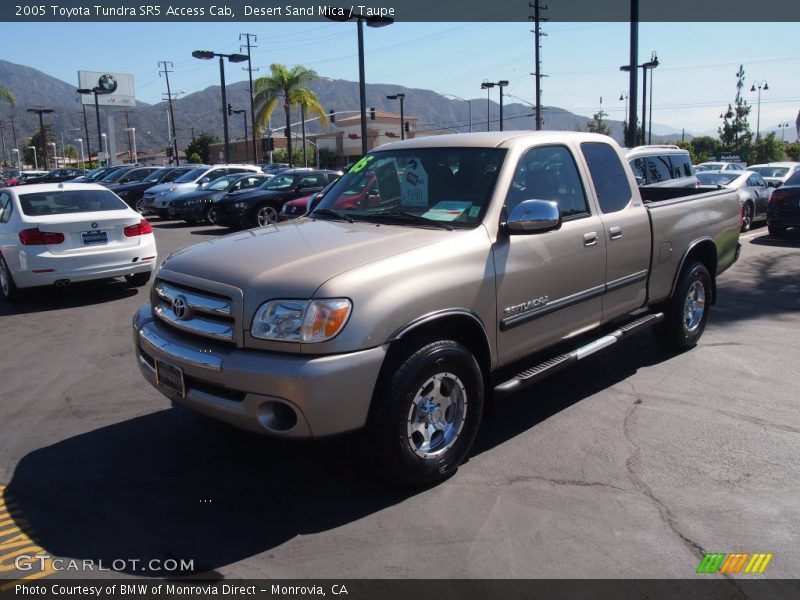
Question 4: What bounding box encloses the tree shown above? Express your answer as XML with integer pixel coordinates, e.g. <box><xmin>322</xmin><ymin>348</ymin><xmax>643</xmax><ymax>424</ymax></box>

<box><xmin>184</xmin><ymin>132</ymin><xmax>220</xmax><ymax>164</ymax></box>
<box><xmin>688</xmin><ymin>136</ymin><xmax>720</xmax><ymax>164</ymax></box>
<box><xmin>253</xmin><ymin>64</ymin><xmax>328</xmax><ymax>167</ymax></box>
<box><xmin>785</xmin><ymin>142</ymin><xmax>800</xmax><ymax>162</ymax></box>
<box><xmin>585</xmin><ymin>110</ymin><xmax>610</xmax><ymax>136</ymax></box>
<box><xmin>750</xmin><ymin>132</ymin><xmax>786</xmax><ymax>164</ymax></box>
<box><xmin>63</xmin><ymin>144</ymin><xmax>77</xmax><ymax>160</ymax></box>
<box><xmin>0</xmin><ymin>86</ymin><xmax>15</xmax><ymax>107</ymax></box>
<box><xmin>718</xmin><ymin>65</ymin><xmax>752</xmax><ymax>152</ymax></box>
<box><xmin>24</xmin><ymin>125</ymin><xmax>54</xmax><ymax>168</ymax></box>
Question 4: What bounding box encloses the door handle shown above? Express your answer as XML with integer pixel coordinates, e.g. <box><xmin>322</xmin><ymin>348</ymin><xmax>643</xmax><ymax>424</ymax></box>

<box><xmin>609</xmin><ymin>226</ymin><xmax>623</xmax><ymax>240</ymax></box>
<box><xmin>583</xmin><ymin>232</ymin><xmax>599</xmax><ymax>247</ymax></box>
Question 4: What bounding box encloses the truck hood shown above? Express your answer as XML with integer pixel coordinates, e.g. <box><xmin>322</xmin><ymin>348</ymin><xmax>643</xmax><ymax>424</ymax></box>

<box><xmin>159</xmin><ymin>218</ymin><xmax>449</xmax><ymax>298</ymax></box>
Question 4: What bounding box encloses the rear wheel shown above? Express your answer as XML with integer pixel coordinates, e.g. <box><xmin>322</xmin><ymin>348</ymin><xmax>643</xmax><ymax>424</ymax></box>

<box><xmin>207</xmin><ymin>207</ymin><xmax>218</xmax><ymax>225</ymax></box>
<box><xmin>134</xmin><ymin>198</ymin><xmax>147</xmax><ymax>214</ymax></box>
<box><xmin>366</xmin><ymin>339</ymin><xmax>484</xmax><ymax>485</ymax></box>
<box><xmin>254</xmin><ymin>204</ymin><xmax>279</xmax><ymax>227</ymax></box>
<box><xmin>654</xmin><ymin>261</ymin><xmax>711</xmax><ymax>350</ymax></box>
<box><xmin>125</xmin><ymin>272</ymin><xmax>152</xmax><ymax>287</ymax></box>
<box><xmin>0</xmin><ymin>255</ymin><xmax>21</xmax><ymax>301</ymax></box>
<box><xmin>768</xmin><ymin>223</ymin><xmax>786</xmax><ymax>238</ymax></box>
<box><xmin>741</xmin><ymin>202</ymin><xmax>753</xmax><ymax>232</ymax></box>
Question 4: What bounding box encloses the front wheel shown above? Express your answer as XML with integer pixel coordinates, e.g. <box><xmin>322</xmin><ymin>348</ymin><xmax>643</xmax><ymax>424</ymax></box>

<box><xmin>134</xmin><ymin>198</ymin><xmax>147</xmax><ymax>214</ymax></box>
<box><xmin>254</xmin><ymin>204</ymin><xmax>279</xmax><ymax>227</ymax></box>
<box><xmin>741</xmin><ymin>202</ymin><xmax>753</xmax><ymax>232</ymax></box>
<box><xmin>367</xmin><ymin>339</ymin><xmax>484</xmax><ymax>485</ymax></box>
<box><xmin>653</xmin><ymin>261</ymin><xmax>712</xmax><ymax>350</ymax></box>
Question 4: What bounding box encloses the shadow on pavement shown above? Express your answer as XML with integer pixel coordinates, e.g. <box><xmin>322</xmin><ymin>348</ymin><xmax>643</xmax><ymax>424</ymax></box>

<box><xmin>0</xmin><ymin>279</ymin><xmax>142</xmax><ymax>316</ymax></box>
<box><xmin>4</xmin><ymin>333</ymin><xmax>670</xmax><ymax>578</ymax></box>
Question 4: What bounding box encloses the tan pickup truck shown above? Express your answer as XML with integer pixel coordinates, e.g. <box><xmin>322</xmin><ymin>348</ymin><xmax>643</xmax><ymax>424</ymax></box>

<box><xmin>132</xmin><ymin>132</ymin><xmax>741</xmax><ymax>484</ymax></box>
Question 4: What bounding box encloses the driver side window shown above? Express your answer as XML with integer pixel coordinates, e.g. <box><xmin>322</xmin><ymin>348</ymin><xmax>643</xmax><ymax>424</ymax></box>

<box><xmin>505</xmin><ymin>145</ymin><xmax>589</xmax><ymax>219</ymax></box>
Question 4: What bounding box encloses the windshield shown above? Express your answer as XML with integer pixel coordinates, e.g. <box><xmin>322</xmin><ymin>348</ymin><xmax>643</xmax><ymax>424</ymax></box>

<box><xmin>261</xmin><ymin>173</ymin><xmax>297</xmax><ymax>190</ymax></box>
<box><xmin>84</xmin><ymin>166</ymin><xmax>115</xmax><ymax>180</ymax></box>
<box><xmin>696</xmin><ymin>172</ymin><xmax>739</xmax><ymax>185</ymax></box>
<box><xmin>311</xmin><ymin>147</ymin><xmax>506</xmax><ymax>229</ymax></box>
<box><xmin>749</xmin><ymin>166</ymin><xmax>789</xmax><ymax>178</ymax></box>
<box><xmin>784</xmin><ymin>171</ymin><xmax>800</xmax><ymax>186</ymax></box>
<box><xmin>20</xmin><ymin>190</ymin><xmax>128</xmax><ymax>215</ymax></box>
<box><xmin>145</xmin><ymin>169</ymin><xmax>169</xmax><ymax>183</ymax></box>
<box><xmin>203</xmin><ymin>175</ymin><xmax>240</xmax><ymax>190</ymax></box>
<box><xmin>174</xmin><ymin>168</ymin><xmax>209</xmax><ymax>183</ymax></box>
<box><xmin>101</xmin><ymin>168</ymin><xmax>136</xmax><ymax>182</ymax></box>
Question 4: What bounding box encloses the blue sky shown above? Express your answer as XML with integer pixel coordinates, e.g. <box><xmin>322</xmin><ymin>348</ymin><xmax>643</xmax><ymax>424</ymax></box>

<box><xmin>3</xmin><ymin>21</ymin><xmax>798</xmax><ymax>140</ymax></box>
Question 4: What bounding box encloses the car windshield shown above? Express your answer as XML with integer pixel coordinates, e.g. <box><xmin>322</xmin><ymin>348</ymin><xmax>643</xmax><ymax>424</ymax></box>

<box><xmin>696</xmin><ymin>163</ymin><xmax>724</xmax><ymax>171</ymax></box>
<box><xmin>784</xmin><ymin>171</ymin><xmax>800</xmax><ymax>186</ymax></box>
<box><xmin>202</xmin><ymin>175</ymin><xmax>239</xmax><ymax>190</ymax></box>
<box><xmin>174</xmin><ymin>168</ymin><xmax>208</xmax><ymax>183</ymax></box>
<box><xmin>101</xmin><ymin>168</ymin><xmax>136</xmax><ymax>182</ymax></box>
<box><xmin>749</xmin><ymin>166</ymin><xmax>789</xmax><ymax>178</ymax></box>
<box><xmin>311</xmin><ymin>147</ymin><xmax>506</xmax><ymax>230</ymax></box>
<box><xmin>261</xmin><ymin>173</ymin><xmax>298</xmax><ymax>190</ymax></box>
<box><xmin>696</xmin><ymin>172</ymin><xmax>739</xmax><ymax>186</ymax></box>
<box><xmin>19</xmin><ymin>190</ymin><xmax>128</xmax><ymax>215</ymax></box>
<box><xmin>83</xmin><ymin>167</ymin><xmax>114</xmax><ymax>180</ymax></box>
<box><xmin>145</xmin><ymin>169</ymin><xmax>169</xmax><ymax>183</ymax></box>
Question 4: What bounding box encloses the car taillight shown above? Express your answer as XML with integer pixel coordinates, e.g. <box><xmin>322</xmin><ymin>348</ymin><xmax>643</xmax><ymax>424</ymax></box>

<box><xmin>124</xmin><ymin>220</ymin><xmax>153</xmax><ymax>237</ymax></box>
<box><xmin>770</xmin><ymin>189</ymin><xmax>790</xmax><ymax>203</ymax></box>
<box><xmin>18</xmin><ymin>228</ymin><xmax>65</xmax><ymax>245</ymax></box>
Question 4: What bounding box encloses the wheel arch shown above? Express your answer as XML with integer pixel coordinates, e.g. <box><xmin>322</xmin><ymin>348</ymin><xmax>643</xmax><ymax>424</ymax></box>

<box><xmin>670</xmin><ymin>238</ymin><xmax>718</xmax><ymax>304</ymax></box>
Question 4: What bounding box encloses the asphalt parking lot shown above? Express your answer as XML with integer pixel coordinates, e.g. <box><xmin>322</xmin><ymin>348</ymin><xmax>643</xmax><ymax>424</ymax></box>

<box><xmin>0</xmin><ymin>219</ymin><xmax>799</xmax><ymax>582</ymax></box>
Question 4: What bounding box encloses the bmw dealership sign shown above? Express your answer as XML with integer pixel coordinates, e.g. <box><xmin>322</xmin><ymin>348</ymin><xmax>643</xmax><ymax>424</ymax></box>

<box><xmin>77</xmin><ymin>71</ymin><xmax>136</xmax><ymax>106</ymax></box>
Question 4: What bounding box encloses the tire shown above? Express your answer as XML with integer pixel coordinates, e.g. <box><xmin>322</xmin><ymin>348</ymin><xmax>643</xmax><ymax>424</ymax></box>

<box><xmin>768</xmin><ymin>223</ymin><xmax>786</xmax><ymax>238</ymax></box>
<box><xmin>207</xmin><ymin>207</ymin><xmax>218</xmax><ymax>225</ymax></box>
<box><xmin>125</xmin><ymin>271</ymin><xmax>152</xmax><ymax>287</ymax></box>
<box><xmin>0</xmin><ymin>255</ymin><xmax>21</xmax><ymax>302</ymax></box>
<box><xmin>654</xmin><ymin>261</ymin><xmax>712</xmax><ymax>351</ymax></box>
<box><xmin>134</xmin><ymin>198</ymin><xmax>147</xmax><ymax>214</ymax></box>
<box><xmin>367</xmin><ymin>339</ymin><xmax>484</xmax><ymax>485</ymax></box>
<box><xmin>741</xmin><ymin>202</ymin><xmax>753</xmax><ymax>232</ymax></box>
<box><xmin>254</xmin><ymin>204</ymin><xmax>279</xmax><ymax>227</ymax></box>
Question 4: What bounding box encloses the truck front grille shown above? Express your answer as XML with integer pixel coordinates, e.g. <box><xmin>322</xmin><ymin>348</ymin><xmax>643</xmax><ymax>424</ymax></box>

<box><xmin>153</xmin><ymin>280</ymin><xmax>236</xmax><ymax>344</ymax></box>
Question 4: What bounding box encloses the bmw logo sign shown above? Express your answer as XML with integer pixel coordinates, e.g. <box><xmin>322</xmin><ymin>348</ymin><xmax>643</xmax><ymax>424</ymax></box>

<box><xmin>98</xmin><ymin>74</ymin><xmax>118</xmax><ymax>93</ymax></box>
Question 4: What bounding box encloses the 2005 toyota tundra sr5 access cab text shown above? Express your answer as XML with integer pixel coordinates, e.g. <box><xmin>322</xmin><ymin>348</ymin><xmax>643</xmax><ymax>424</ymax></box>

<box><xmin>133</xmin><ymin>132</ymin><xmax>741</xmax><ymax>484</ymax></box>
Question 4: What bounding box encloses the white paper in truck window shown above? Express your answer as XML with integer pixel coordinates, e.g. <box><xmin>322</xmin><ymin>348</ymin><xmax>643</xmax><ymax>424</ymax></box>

<box><xmin>401</xmin><ymin>158</ymin><xmax>428</xmax><ymax>207</ymax></box>
<box><xmin>423</xmin><ymin>201</ymin><xmax>472</xmax><ymax>221</ymax></box>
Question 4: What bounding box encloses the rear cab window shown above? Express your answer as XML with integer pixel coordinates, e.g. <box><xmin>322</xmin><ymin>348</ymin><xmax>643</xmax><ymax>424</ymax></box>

<box><xmin>581</xmin><ymin>142</ymin><xmax>633</xmax><ymax>213</ymax></box>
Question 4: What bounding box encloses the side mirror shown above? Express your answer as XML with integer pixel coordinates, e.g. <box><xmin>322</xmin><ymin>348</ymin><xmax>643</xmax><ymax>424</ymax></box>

<box><xmin>199</xmin><ymin>177</ymin><xmax>210</xmax><ymax>185</ymax></box>
<box><xmin>634</xmin><ymin>175</ymin><xmax>644</xmax><ymax>186</ymax></box>
<box><xmin>503</xmin><ymin>199</ymin><xmax>561</xmax><ymax>234</ymax></box>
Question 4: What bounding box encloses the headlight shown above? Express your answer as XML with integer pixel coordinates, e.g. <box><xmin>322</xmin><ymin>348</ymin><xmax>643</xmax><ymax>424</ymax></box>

<box><xmin>251</xmin><ymin>299</ymin><xmax>352</xmax><ymax>343</ymax></box>
<box><xmin>234</xmin><ymin>201</ymin><xmax>247</xmax><ymax>209</ymax></box>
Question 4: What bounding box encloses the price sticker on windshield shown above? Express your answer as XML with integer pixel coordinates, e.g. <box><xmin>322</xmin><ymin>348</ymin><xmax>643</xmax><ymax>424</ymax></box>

<box><xmin>349</xmin><ymin>155</ymin><xmax>375</xmax><ymax>174</ymax></box>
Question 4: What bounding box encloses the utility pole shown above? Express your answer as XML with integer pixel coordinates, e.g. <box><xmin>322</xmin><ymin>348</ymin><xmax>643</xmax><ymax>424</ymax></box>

<box><xmin>529</xmin><ymin>1</ymin><xmax>548</xmax><ymax>130</ymax></box>
<box><xmin>159</xmin><ymin>60</ymin><xmax>180</xmax><ymax>165</ymax></box>
<box><xmin>626</xmin><ymin>0</ymin><xmax>639</xmax><ymax>148</ymax></box>
<box><xmin>9</xmin><ymin>117</ymin><xmax>18</xmax><ymax>150</ymax></box>
<box><xmin>240</xmin><ymin>32</ymin><xmax>259</xmax><ymax>164</ymax></box>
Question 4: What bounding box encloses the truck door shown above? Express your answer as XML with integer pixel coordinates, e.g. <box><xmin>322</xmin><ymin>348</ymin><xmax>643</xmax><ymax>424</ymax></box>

<box><xmin>580</xmin><ymin>141</ymin><xmax>650</xmax><ymax>321</ymax></box>
<box><xmin>493</xmin><ymin>144</ymin><xmax>606</xmax><ymax>365</ymax></box>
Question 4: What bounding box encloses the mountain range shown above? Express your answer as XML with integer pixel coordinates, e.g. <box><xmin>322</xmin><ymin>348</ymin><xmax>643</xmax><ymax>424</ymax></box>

<box><xmin>1</xmin><ymin>58</ymin><xmax>692</xmax><ymax>160</ymax></box>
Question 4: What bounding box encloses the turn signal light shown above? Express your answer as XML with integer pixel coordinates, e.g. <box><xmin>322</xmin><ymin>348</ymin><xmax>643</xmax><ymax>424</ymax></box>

<box><xmin>124</xmin><ymin>220</ymin><xmax>153</xmax><ymax>237</ymax></box>
<box><xmin>18</xmin><ymin>228</ymin><xmax>65</xmax><ymax>245</ymax></box>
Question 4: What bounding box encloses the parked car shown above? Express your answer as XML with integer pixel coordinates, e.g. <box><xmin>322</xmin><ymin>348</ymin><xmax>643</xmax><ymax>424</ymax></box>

<box><xmin>145</xmin><ymin>164</ymin><xmax>261</xmax><ymax>218</ymax></box>
<box><xmin>15</xmin><ymin>168</ymin><xmax>87</xmax><ymax>185</ymax></box>
<box><xmin>695</xmin><ymin>161</ymin><xmax>744</xmax><ymax>172</ymax></box>
<box><xmin>100</xmin><ymin>166</ymin><xmax>161</xmax><ymax>189</ymax></box>
<box><xmin>114</xmin><ymin>167</ymin><xmax>196</xmax><ymax>213</ymax></box>
<box><xmin>626</xmin><ymin>145</ymin><xmax>699</xmax><ymax>187</ymax></box>
<box><xmin>696</xmin><ymin>170</ymin><xmax>772</xmax><ymax>232</ymax></box>
<box><xmin>69</xmin><ymin>165</ymin><xmax>130</xmax><ymax>183</ymax></box>
<box><xmin>133</xmin><ymin>131</ymin><xmax>741</xmax><ymax>484</ymax></box>
<box><xmin>746</xmin><ymin>162</ymin><xmax>800</xmax><ymax>188</ymax></box>
<box><xmin>168</xmin><ymin>173</ymin><xmax>269</xmax><ymax>224</ymax></box>
<box><xmin>211</xmin><ymin>169</ymin><xmax>342</xmax><ymax>228</ymax></box>
<box><xmin>278</xmin><ymin>174</ymin><xmax>384</xmax><ymax>221</ymax></box>
<box><xmin>766</xmin><ymin>169</ymin><xmax>800</xmax><ymax>238</ymax></box>
<box><xmin>4</xmin><ymin>170</ymin><xmax>50</xmax><ymax>186</ymax></box>
<box><xmin>0</xmin><ymin>183</ymin><xmax>157</xmax><ymax>300</ymax></box>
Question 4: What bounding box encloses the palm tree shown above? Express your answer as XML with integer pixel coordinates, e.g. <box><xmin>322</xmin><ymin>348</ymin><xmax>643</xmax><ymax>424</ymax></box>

<box><xmin>253</xmin><ymin>64</ymin><xmax>328</xmax><ymax>166</ymax></box>
<box><xmin>0</xmin><ymin>86</ymin><xmax>15</xmax><ymax>107</ymax></box>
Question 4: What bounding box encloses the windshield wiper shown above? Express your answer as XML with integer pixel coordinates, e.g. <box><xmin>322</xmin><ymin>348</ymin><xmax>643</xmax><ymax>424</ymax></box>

<box><xmin>369</xmin><ymin>209</ymin><xmax>454</xmax><ymax>230</ymax></box>
<box><xmin>311</xmin><ymin>208</ymin><xmax>354</xmax><ymax>223</ymax></box>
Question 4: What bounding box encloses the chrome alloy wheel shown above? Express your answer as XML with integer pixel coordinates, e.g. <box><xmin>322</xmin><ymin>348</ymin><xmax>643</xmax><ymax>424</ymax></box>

<box><xmin>683</xmin><ymin>279</ymin><xmax>706</xmax><ymax>333</ymax></box>
<box><xmin>406</xmin><ymin>372</ymin><xmax>468</xmax><ymax>459</ymax></box>
<box><xmin>256</xmin><ymin>205</ymin><xmax>278</xmax><ymax>227</ymax></box>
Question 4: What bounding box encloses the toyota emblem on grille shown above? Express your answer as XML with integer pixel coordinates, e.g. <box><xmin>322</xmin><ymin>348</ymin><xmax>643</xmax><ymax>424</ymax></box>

<box><xmin>172</xmin><ymin>295</ymin><xmax>190</xmax><ymax>320</ymax></box>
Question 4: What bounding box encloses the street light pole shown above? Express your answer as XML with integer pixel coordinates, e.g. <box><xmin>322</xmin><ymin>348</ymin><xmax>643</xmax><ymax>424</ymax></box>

<box><xmin>192</xmin><ymin>50</ymin><xmax>249</xmax><ymax>164</ymax></box>
<box><xmin>75</xmin><ymin>138</ymin><xmax>85</xmax><ymax>165</ymax></box>
<box><xmin>386</xmin><ymin>93</ymin><xmax>405</xmax><ymax>140</ymax></box>
<box><xmin>28</xmin><ymin>146</ymin><xmax>37</xmax><ymax>169</ymax></box>
<box><xmin>101</xmin><ymin>133</ymin><xmax>109</xmax><ymax>165</ymax></box>
<box><xmin>497</xmin><ymin>80</ymin><xmax>508</xmax><ymax>131</ymax></box>
<box><xmin>481</xmin><ymin>82</ymin><xmax>495</xmax><ymax>131</ymax></box>
<box><xmin>442</xmin><ymin>93</ymin><xmax>473</xmax><ymax>132</ymax></box>
<box><xmin>125</xmin><ymin>127</ymin><xmax>137</xmax><ymax>163</ymax></box>
<box><xmin>12</xmin><ymin>148</ymin><xmax>20</xmax><ymax>169</ymax></box>
<box><xmin>49</xmin><ymin>142</ymin><xmax>57</xmax><ymax>168</ymax></box>
<box><xmin>750</xmin><ymin>80</ymin><xmax>769</xmax><ymax>141</ymax></box>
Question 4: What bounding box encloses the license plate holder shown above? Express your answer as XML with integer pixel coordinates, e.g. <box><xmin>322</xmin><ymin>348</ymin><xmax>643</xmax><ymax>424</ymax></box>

<box><xmin>155</xmin><ymin>358</ymin><xmax>185</xmax><ymax>398</ymax></box>
<box><xmin>81</xmin><ymin>230</ymin><xmax>108</xmax><ymax>246</ymax></box>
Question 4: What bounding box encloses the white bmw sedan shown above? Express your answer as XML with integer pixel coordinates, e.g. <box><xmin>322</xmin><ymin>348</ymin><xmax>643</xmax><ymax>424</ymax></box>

<box><xmin>0</xmin><ymin>182</ymin><xmax>157</xmax><ymax>301</ymax></box>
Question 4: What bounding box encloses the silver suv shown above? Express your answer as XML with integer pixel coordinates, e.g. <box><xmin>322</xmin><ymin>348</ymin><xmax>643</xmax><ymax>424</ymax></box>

<box><xmin>626</xmin><ymin>145</ymin><xmax>698</xmax><ymax>188</ymax></box>
<box><xmin>145</xmin><ymin>164</ymin><xmax>261</xmax><ymax>217</ymax></box>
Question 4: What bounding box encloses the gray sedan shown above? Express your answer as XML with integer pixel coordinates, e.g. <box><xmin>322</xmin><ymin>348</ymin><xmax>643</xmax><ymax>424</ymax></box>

<box><xmin>696</xmin><ymin>170</ymin><xmax>772</xmax><ymax>232</ymax></box>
